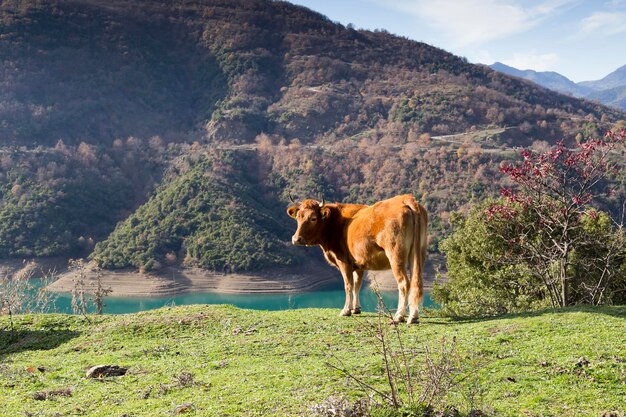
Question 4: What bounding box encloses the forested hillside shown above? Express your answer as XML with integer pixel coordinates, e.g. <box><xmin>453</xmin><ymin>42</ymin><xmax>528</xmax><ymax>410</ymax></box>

<box><xmin>0</xmin><ymin>140</ymin><xmax>166</xmax><ymax>258</ymax></box>
<box><xmin>2</xmin><ymin>0</ymin><xmax>622</xmax><ymax>146</ymax></box>
<box><xmin>92</xmin><ymin>150</ymin><xmax>298</xmax><ymax>272</ymax></box>
<box><xmin>1</xmin><ymin>0</ymin><xmax>624</xmax><ymax>273</ymax></box>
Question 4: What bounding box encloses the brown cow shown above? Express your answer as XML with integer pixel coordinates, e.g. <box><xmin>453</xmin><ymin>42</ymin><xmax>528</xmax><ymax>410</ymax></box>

<box><xmin>287</xmin><ymin>194</ymin><xmax>428</xmax><ymax>324</ymax></box>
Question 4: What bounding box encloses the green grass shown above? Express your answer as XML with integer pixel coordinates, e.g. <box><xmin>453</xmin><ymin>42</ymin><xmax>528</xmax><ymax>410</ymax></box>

<box><xmin>1</xmin><ymin>305</ymin><xmax>625</xmax><ymax>416</ymax></box>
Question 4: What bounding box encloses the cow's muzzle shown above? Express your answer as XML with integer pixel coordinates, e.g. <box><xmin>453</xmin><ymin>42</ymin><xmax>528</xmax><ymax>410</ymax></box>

<box><xmin>292</xmin><ymin>235</ymin><xmax>305</xmax><ymax>246</ymax></box>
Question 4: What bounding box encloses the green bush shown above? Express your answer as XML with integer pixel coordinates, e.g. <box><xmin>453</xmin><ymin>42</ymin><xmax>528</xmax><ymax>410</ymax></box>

<box><xmin>434</xmin><ymin>200</ymin><xmax>626</xmax><ymax>317</ymax></box>
<box><xmin>433</xmin><ymin>201</ymin><xmax>551</xmax><ymax>317</ymax></box>
<box><xmin>571</xmin><ymin>210</ymin><xmax>626</xmax><ymax>305</ymax></box>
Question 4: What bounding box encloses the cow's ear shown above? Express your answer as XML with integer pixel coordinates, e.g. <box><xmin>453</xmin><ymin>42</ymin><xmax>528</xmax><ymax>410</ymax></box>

<box><xmin>320</xmin><ymin>206</ymin><xmax>331</xmax><ymax>220</ymax></box>
<box><xmin>287</xmin><ymin>205</ymin><xmax>299</xmax><ymax>218</ymax></box>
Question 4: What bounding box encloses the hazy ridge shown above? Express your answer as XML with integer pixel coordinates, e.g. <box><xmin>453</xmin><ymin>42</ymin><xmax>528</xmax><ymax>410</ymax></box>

<box><xmin>490</xmin><ymin>62</ymin><xmax>626</xmax><ymax>110</ymax></box>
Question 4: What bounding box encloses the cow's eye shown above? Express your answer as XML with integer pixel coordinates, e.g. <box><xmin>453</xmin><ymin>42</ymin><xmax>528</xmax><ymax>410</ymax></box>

<box><xmin>310</xmin><ymin>217</ymin><xmax>317</xmax><ymax>222</ymax></box>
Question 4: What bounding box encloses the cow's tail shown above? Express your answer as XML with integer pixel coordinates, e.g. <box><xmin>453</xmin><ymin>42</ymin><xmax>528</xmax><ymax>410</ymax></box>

<box><xmin>406</xmin><ymin>197</ymin><xmax>428</xmax><ymax>306</ymax></box>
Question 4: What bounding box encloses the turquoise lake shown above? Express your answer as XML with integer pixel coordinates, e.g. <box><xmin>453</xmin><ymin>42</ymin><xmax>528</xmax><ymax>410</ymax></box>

<box><xmin>31</xmin><ymin>281</ymin><xmax>436</xmax><ymax>314</ymax></box>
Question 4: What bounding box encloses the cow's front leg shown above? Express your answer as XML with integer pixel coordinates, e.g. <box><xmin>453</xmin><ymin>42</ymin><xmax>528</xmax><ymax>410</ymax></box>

<box><xmin>351</xmin><ymin>270</ymin><xmax>364</xmax><ymax>314</ymax></box>
<box><xmin>337</xmin><ymin>262</ymin><xmax>354</xmax><ymax>317</ymax></box>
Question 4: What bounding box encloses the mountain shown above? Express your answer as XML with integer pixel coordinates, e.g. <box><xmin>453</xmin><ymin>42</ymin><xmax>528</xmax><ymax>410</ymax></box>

<box><xmin>579</xmin><ymin>64</ymin><xmax>626</xmax><ymax>91</ymax></box>
<box><xmin>489</xmin><ymin>62</ymin><xmax>592</xmax><ymax>97</ymax></box>
<box><xmin>0</xmin><ymin>0</ymin><xmax>624</xmax><ymax>275</ymax></box>
<box><xmin>0</xmin><ymin>1</ymin><xmax>227</xmax><ymax>146</ymax></box>
<box><xmin>585</xmin><ymin>84</ymin><xmax>626</xmax><ymax>110</ymax></box>
<box><xmin>490</xmin><ymin>62</ymin><xmax>626</xmax><ymax>110</ymax></box>
<box><xmin>1</xmin><ymin>0</ymin><xmax>622</xmax><ymax>148</ymax></box>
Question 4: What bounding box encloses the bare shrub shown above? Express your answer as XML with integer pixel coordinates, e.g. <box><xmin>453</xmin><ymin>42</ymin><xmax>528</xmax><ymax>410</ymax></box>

<box><xmin>68</xmin><ymin>259</ymin><xmax>112</xmax><ymax>316</ymax></box>
<box><xmin>416</xmin><ymin>337</ymin><xmax>466</xmax><ymax>410</ymax></box>
<box><xmin>324</xmin><ymin>290</ymin><xmax>486</xmax><ymax>416</ymax></box>
<box><xmin>91</xmin><ymin>265</ymin><xmax>111</xmax><ymax>315</ymax></box>
<box><xmin>1</xmin><ymin>261</ymin><xmax>60</xmax><ymax>327</ymax></box>
<box><xmin>33</xmin><ymin>269</ymin><xmax>60</xmax><ymax>314</ymax></box>
<box><xmin>175</xmin><ymin>372</ymin><xmax>195</xmax><ymax>388</ymax></box>
<box><xmin>69</xmin><ymin>259</ymin><xmax>88</xmax><ymax>317</ymax></box>
<box><xmin>308</xmin><ymin>395</ymin><xmax>369</xmax><ymax>417</ymax></box>
<box><xmin>32</xmin><ymin>388</ymin><xmax>72</xmax><ymax>401</ymax></box>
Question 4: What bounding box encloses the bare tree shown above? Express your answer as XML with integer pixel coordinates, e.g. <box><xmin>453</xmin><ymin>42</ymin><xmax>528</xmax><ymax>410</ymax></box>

<box><xmin>69</xmin><ymin>259</ymin><xmax>89</xmax><ymax>318</ymax></box>
<box><xmin>91</xmin><ymin>265</ymin><xmax>112</xmax><ymax>315</ymax></box>
<box><xmin>486</xmin><ymin>130</ymin><xmax>626</xmax><ymax>307</ymax></box>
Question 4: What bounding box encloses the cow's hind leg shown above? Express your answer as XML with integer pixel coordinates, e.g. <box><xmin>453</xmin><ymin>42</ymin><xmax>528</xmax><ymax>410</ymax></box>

<box><xmin>406</xmin><ymin>244</ymin><xmax>422</xmax><ymax>325</ymax></box>
<box><xmin>407</xmin><ymin>201</ymin><xmax>427</xmax><ymax>325</ymax></box>
<box><xmin>351</xmin><ymin>270</ymin><xmax>364</xmax><ymax>314</ymax></box>
<box><xmin>390</xmin><ymin>263</ymin><xmax>409</xmax><ymax>323</ymax></box>
<box><xmin>407</xmin><ymin>262</ymin><xmax>423</xmax><ymax>325</ymax></box>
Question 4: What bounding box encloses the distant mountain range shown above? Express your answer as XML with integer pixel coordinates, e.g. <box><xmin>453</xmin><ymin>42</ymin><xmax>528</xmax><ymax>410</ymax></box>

<box><xmin>579</xmin><ymin>65</ymin><xmax>626</xmax><ymax>91</ymax></box>
<box><xmin>490</xmin><ymin>62</ymin><xmax>626</xmax><ymax>110</ymax></box>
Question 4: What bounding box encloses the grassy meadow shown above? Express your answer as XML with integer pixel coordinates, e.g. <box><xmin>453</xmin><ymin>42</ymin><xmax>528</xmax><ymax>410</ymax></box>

<box><xmin>1</xmin><ymin>305</ymin><xmax>625</xmax><ymax>416</ymax></box>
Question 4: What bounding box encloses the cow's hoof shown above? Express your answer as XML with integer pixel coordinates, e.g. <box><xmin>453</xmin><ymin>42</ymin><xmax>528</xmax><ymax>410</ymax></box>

<box><xmin>392</xmin><ymin>315</ymin><xmax>406</xmax><ymax>324</ymax></box>
<box><xmin>351</xmin><ymin>307</ymin><xmax>362</xmax><ymax>315</ymax></box>
<box><xmin>339</xmin><ymin>309</ymin><xmax>352</xmax><ymax>317</ymax></box>
<box><xmin>407</xmin><ymin>315</ymin><xmax>420</xmax><ymax>325</ymax></box>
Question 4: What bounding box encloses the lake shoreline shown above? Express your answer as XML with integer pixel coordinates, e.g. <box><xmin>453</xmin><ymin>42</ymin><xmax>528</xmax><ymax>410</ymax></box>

<box><xmin>2</xmin><ymin>256</ymin><xmax>439</xmax><ymax>298</ymax></box>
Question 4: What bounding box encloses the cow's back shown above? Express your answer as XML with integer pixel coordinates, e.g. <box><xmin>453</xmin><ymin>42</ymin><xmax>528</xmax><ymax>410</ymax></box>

<box><xmin>346</xmin><ymin>194</ymin><xmax>416</xmax><ymax>270</ymax></box>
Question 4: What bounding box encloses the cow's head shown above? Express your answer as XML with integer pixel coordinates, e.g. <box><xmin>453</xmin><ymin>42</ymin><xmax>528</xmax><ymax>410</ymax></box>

<box><xmin>287</xmin><ymin>197</ymin><xmax>331</xmax><ymax>246</ymax></box>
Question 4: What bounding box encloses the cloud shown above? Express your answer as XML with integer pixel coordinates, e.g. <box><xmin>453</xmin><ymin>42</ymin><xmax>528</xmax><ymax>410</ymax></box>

<box><xmin>474</xmin><ymin>49</ymin><xmax>496</xmax><ymax>65</ymax></box>
<box><xmin>580</xmin><ymin>11</ymin><xmax>626</xmax><ymax>36</ymax></box>
<box><xmin>605</xmin><ymin>0</ymin><xmax>626</xmax><ymax>8</ymax></box>
<box><xmin>370</xmin><ymin>0</ymin><xmax>573</xmax><ymax>47</ymax></box>
<box><xmin>503</xmin><ymin>51</ymin><xmax>560</xmax><ymax>71</ymax></box>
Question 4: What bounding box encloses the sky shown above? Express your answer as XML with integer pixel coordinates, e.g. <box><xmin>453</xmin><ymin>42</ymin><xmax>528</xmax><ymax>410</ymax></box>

<box><xmin>289</xmin><ymin>0</ymin><xmax>626</xmax><ymax>82</ymax></box>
